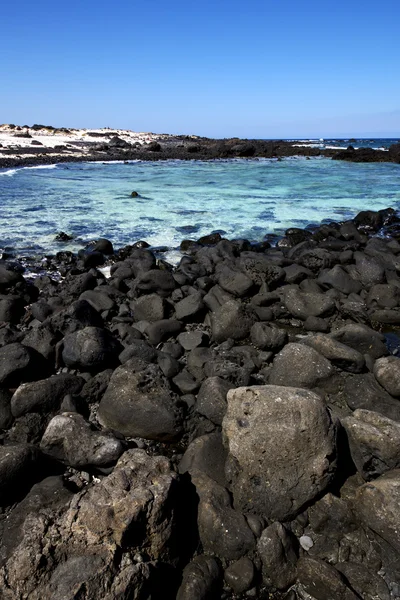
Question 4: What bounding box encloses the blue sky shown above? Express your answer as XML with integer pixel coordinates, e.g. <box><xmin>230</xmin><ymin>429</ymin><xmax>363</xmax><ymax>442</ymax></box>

<box><xmin>1</xmin><ymin>0</ymin><xmax>399</xmax><ymax>138</ymax></box>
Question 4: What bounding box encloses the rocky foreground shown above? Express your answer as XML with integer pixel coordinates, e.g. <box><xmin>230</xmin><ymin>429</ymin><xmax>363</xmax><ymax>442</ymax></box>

<box><xmin>1</xmin><ymin>124</ymin><xmax>400</xmax><ymax>167</ymax></box>
<box><xmin>2</xmin><ymin>209</ymin><xmax>400</xmax><ymax>599</ymax></box>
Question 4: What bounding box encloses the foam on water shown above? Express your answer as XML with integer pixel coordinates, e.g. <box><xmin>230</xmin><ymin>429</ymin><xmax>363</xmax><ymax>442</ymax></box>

<box><xmin>0</xmin><ymin>157</ymin><xmax>399</xmax><ymax>257</ymax></box>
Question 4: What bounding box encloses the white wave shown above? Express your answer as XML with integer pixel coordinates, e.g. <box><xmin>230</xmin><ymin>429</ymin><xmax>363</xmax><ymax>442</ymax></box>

<box><xmin>0</xmin><ymin>169</ymin><xmax>17</xmax><ymax>176</ymax></box>
<box><xmin>22</xmin><ymin>164</ymin><xmax>58</xmax><ymax>170</ymax></box>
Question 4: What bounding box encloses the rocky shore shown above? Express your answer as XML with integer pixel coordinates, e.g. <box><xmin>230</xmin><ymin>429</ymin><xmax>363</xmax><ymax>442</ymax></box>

<box><xmin>1</xmin><ymin>124</ymin><xmax>400</xmax><ymax>168</ymax></box>
<box><xmin>1</xmin><ymin>207</ymin><xmax>400</xmax><ymax>599</ymax></box>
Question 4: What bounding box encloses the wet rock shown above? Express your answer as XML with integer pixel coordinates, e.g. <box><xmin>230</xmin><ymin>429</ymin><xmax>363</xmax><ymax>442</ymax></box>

<box><xmin>258</xmin><ymin>522</ymin><xmax>298</xmax><ymax>590</ymax></box>
<box><xmin>223</xmin><ymin>385</ymin><xmax>337</xmax><ymax>520</ymax></box>
<box><xmin>297</xmin><ymin>557</ymin><xmax>359</xmax><ymax>600</ymax></box>
<box><xmin>191</xmin><ymin>470</ymin><xmax>255</xmax><ymax>560</ymax></box>
<box><xmin>97</xmin><ymin>360</ymin><xmax>183</xmax><ymax>441</ymax></box>
<box><xmin>250</xmin><ymin>322</ymin><xmax>288</xmax><ymax>351</ymax></box>
<box><xmin>0</xmin><ymin>343</ymin><xmax>50</xmax><ymax>387</ymax></box>
<box><xmin>196</xmin><ymin>376</ymin><xmax>234</xmax><ymax>425</ymax></box>
<box><xmin>92</xmin><ymin>238</ymin><xmax>114</xmax><ymax>255</ymax></box>
<box><xmin>62</xmin><ymin>326</ymin><xmax>121</xmax><ymax>371</ymax></box>
<box><xmin>269</xmin><ymin>343</ymin><xmax>334</xmax><ymax>388</ymax></box>
<box><xmin>284</xmin><ymin>288</ymin><xmax>336</xmax><ymax>320</ymax></box>
<box><xmin>176</xmin><ymin>555</ymin><xmax>221</xmax><ymax>600</ymax></box>
<box><xmin>342</xmin><ymin>409</ymin><xmax>400</xmax><ymax>480</ymax></box>
<box><xmin>373</xmin><ymin>355</ymin><xmax>400</xmax><ymax>397</ymax></box>
<box><xmin>180</xmin><ymin>429</ymin><xmax>226</xmax><ymax>480</ymax></box>
<box><xmin>11</xmin><ymin>374</ymin><xmax>83</xmax><ymax>418</ymax></box>
<box><xmin>224</xmin><ymin>557</ymin><xmax>255</xmax><ymax>594</ymax></box>
<box><xmin>40</xmin><ymin>412</ymin><xmax>124</xmax><ymax>468</ymax></box>
<box><xmin>302</xmin><ymin>333</ymin><xmax>365</xmax><ymax>373</ymax></box>
<box><xmin>211</xmin><ymin>299</ymin><xmax>257</xmax><ymax>343</ymax></box>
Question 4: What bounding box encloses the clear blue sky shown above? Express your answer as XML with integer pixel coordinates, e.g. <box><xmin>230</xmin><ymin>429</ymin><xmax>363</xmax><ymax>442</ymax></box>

<box><xmin>1</xmin><ymin>0</ymin><xmax>399</xmax><ymax>138</ymax></box>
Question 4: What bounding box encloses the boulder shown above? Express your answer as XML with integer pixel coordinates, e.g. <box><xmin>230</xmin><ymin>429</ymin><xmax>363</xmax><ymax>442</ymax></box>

<box><xmin>284</xmin><ymin>288</ymin><xmax>336</xmax><ymax>320</ymax></box>
<box><xmin>62</xmin><ymin>326</ymin><xmax>121</xmax><ymax>371</ymax></box>
<box><xmin>40</xmin><ymin>412</ymin><xmax>124</xmax><ymax>468</ymax></box>
<box><xmin>343</xmin><ymin>373</ymin><xmax>400</xmax><ymax>422</ymax></box>
<box><xmin>145</xmin><ymin>319</ymin><xmax>182</xmax><ymax>345</ymax></box>
<box><xmin>97</xmin><ymin>360</ymin><xmax>183</xmax><ymax>441</ymax></box>
<box><xmin>250</xmin><ymin>322</ymin><xmax>288</xmax><ymax>352</ymax></box>
<box><xmin>0</xmin><ymin>343</ymin><xmax>50</xmax><ymax>387</ymax></box>
<box><xmin>135</xmin><ymin>269</ymin><xmax>176</xmax><ymax>296</ymax></box>
<box><xmin>191</xmin><ymin>470</ymin><xmax>255</xmax><ymax>560</ymax></box>
<box><xmin>176</xmin><ymin>555</ymin><xmax>221</xmax><ymax>600</ymax></box>
<box><xmin>269</xmin><ymin>343</ymin><xmax>334</xmax><ymax>388</ymax></box>
<box><xmin>301</xmin><ymin>334</ymin><xmax>365</xmax><ymax>373</ymax></box>
<box><xmin>257</xmin><ymin>522</ymin><xmax>298</xmax><ymax>590</ymax></box>
<box><xmin>297</xmin><ymin>557</ymin><xmax>359</xmax><ymax>600</ymax></box>
<box><xmin>179</xmin><ymin>432</ymin><xmax>228</xmax><ymax>486</ymax></box>
<box><xmin>215</xmin><ymin>265</ymin><xmax>253</xmax><ymax>297</ymax></box>
<box><xmin>11</xmin><ymin>374</ymin><xmax>83</xmax><ymax>418</ymax></box>
<box><xmin>223</xmin><ymin>385</ymin><xmax>337</xmax><ymax>520</ymax></box>
<box><xmin>0</xmin><ymin>444</ymin><xmax>40</xmax><ymax>506</ymax></box>
<box><xmin>174</xmin><ymin>292</ymin><xmax>204</xmax><ymax>320</ymax></box>
<box><xmin>195</xmin><ymin>376</ymin><xmax>234</xmax><ymax>425</ymax></box>
<box><xmin>318</xmin><ymin>265</ymin><xmax>362</xmax><ymax>295</ymax></box>
<box><xmin>373</xmin><ymin>355</ymin><xmax>400</xmax><ymax>397</ymax></box>
<box><xmin>224</xmin><ymin>557</ymin><xmax>255</xmax><ymax>594</ymax></box>
<box><xmin>355</xmin><ymin>470</ymin><xmax>400</xmax><ymax>556</ymax></box>
<box><xmin>130</xmin><ymin>293</ymin><xmax>165</xmax><ymax>322</ymax></box>
<box><xmin>211</xmin><ymin>299</ymin><xmax>256</xmax><ymax>343</ymax></box>
<box><xmin>342</xmin><ymin>409</ymin><xmax>400</xmax><ymax>480</ymax></box>
<box><xmin>330</xmin><ymin>323</ymin><xmax>388</xmax><ymax>359</ymax></box>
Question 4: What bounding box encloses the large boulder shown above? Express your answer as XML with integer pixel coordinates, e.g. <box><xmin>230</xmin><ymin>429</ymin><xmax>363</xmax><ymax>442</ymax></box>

<box><xmin>223</xmin><ymin>385</ymin><xmax>337</xmax><ymax>521</ymax></box>
<box><xmin>97</xmin><ymin>360</ymin><xmax>183</xmax><ymax>441</ymax></box>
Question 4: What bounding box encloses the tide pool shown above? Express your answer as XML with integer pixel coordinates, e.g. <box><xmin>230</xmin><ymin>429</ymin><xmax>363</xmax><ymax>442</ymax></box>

<box><xmin>0</xmin><ymin>157</ymin><xmax>399</xmax><ymax>257</ymax></box>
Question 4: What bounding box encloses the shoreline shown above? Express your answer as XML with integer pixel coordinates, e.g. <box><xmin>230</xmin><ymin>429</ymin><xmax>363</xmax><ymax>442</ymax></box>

<box><xmin>1</xmin><ymin>124</ymin><xmax>399</xmax><ymax>169</ymax></box>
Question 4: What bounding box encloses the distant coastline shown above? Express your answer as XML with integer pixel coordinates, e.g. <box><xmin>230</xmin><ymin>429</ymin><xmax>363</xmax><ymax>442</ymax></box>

<box><xmin>1</xmin><ymin>124</ymin><xmax>399</xmax><ymax>169</ymax></box>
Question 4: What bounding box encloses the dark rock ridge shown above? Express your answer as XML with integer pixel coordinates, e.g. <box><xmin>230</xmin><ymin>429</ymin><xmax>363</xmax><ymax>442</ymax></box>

<box><xmin>1</xmin><ymin>208</ymin><xmax>400</xmax><ymax>598</ymax></box>
<box><xmin>1</xmin><ymin>132</ymin><xmax>400</xmax><ymax>169</ymax></box>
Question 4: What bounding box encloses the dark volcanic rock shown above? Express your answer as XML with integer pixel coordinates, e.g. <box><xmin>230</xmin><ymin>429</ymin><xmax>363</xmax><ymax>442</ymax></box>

<box><xmin>11</xmin><ymin>374</ymin><xmax>83</xmax><ymax>417</ymax></box>
<box><xmin>97</xmin><ymin>360</ymin><xmax>183</xmax><ymax>441</ymax></box>
<box><xmin>176</xmin><ymin>555</ymin><xmax>221</xmax><ymax>600</ymax></box>
<box><xmin>0</xmin><ymin>343</ymin><xmax>50</xmax><ymax>387</ymax></box>
<box><xmin>211</xmin><ymin>299</ymin><xmax>257</xmax><ymax>343</ymax></box>
<box><xmin>0</xmin><ymin>444</ymin><xmax>41</xmax><ymax>506</ymax></box>
<box><xmin>269</xmin><ymin>343</ymin><xmax>334</xmax><ymax>388</ymax></box>
<box><xmin>61</xmin><ymin>326</ymin><xmax>121</xmax><ymax>371</ymax></box>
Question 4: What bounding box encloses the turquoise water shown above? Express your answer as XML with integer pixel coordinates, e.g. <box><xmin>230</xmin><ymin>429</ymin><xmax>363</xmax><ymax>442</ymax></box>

<box><xmin>0</xmin><ymin>157</ymin><xmax>400</xmax><ymax>257</ymax></box>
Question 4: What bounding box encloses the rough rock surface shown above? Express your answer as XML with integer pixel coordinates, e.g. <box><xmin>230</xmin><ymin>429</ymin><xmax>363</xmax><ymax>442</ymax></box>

<box><xmin>223</xmin><ymin>385</ymin><xmax>337</xmax><ymax>520</ymax></box>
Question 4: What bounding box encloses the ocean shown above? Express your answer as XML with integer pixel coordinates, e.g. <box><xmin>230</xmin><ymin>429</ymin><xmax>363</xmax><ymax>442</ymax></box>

<box><xmin>0</xmin><ymin>140</ymin><xmax>399</xmax><ymax>262</ymax></box>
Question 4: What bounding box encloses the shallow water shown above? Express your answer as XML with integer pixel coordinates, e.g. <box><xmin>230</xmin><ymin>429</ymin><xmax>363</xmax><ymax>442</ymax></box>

<box><xmin>0</xmin><ymin>158</ymin><xmax>400</xmax><ymax>257</ymax></box>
